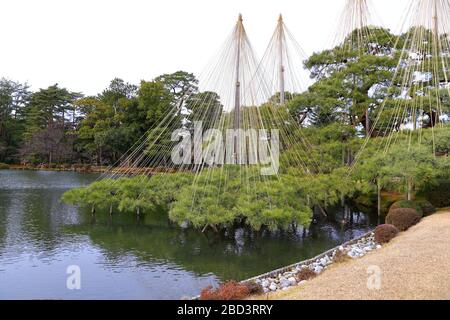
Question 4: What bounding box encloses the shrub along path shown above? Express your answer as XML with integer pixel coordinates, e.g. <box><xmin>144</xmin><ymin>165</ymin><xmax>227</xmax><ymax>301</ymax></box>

<box><xmin>253</xmin><ymin>210</ymin><xmax>450</xmax><ymax>300</ymax></box>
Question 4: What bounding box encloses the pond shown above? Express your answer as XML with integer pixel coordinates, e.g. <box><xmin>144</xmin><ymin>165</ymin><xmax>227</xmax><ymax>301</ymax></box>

<box><xmin>0</xmin><ymin>170</ymin><xmax>379</xmax><ymax>300</ymax></box>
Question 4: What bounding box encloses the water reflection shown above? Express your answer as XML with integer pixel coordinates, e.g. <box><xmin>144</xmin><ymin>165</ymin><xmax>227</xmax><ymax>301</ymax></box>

<box><xmin>0</xmin><ymin>170</ymin><xmax>378</xmax><ymax>299</ymax></box>
<box><xmin>65</xmin><ymin>204</ymin><xmax>378</xmax><ymax>282</ymax></box>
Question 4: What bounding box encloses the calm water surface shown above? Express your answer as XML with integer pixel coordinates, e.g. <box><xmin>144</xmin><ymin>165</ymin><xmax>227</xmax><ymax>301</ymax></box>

<box><xmin>0</xmin><ymin>170</ymin><xmax>378</xmax><ymax>299</ymax></box>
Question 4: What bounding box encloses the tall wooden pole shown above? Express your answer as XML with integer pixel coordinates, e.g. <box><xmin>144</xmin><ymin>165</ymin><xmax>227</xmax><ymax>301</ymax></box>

<box><xmin>432</xmin><ymin>0</ymin><xmax>441</xmax><ymax>129</ymax></box>
<box><xmin>278</xmin><ymin>14</ymin><xmax>285</xmax><ymax>106</ymax></box>
<box><xmin>433</xmin><ymin>0</ymin><xmax>439</xmax><ymax>39</ymax></box>
<box><xmin>432</xmin><ymin>0</ymin><xmax>439</xmax><ymax>66</ymax></box>
<box><xmin>356</xmin><ymin>1</ymin><xmax>371</xmax><ymax>136</ymax></box>
<box><xmin>233</xmin><ymin>14</ymin><xmax>243</xmax><ymax>162</ymax></box>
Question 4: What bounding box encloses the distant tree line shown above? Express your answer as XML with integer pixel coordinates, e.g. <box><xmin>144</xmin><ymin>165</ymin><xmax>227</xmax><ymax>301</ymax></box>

<box><xmin>1</xmin><ymin>28</ymin><xmax>449</xmax><ymax>167</ymax></box>
<box><xmin>0</xmin><ymin>71</ymin><xmax>204</xmax><ymax>166</ymax></box>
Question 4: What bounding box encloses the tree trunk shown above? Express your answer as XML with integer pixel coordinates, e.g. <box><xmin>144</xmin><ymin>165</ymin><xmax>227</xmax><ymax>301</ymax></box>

<box><xmin>98</xmin><ymin>148</ymin><xmax>102</xmax><ymax>166</ymax></box>
<box><xmin>365</xmin><ymin>109</ymin><xmax>370</xmax><ymax>137</ymax></box>
<box><xmin>349</xmin><ymin>205</ymin><xmax>354</xmax><ymax>224</ymax></box>
<box><xmin>407</xmin><ymin>178</ymin><xmax>414</xmax><ymax>201</ymax></box>
<box><xmin>347</xmin><ymin>149</ymin><xmax>353</xmax><ymax>167</ymax></box>
<box><xmin>317</xmin><ymin>204</ymin><xmax>328</xmax><ymax>217</ymax></box>
<box><xmin>297</xmin><ymin>111</ymin><xmax>309</xmax><ymax>126</ymax></box>
<box><xmin>201</xmin><ymin>224</ymin><xmax>219</xmax><ymax>233</ymax></box>
<box><xmin>342</xmin><ymin>144</ymin><xmax>347</xmax><ymax>166</ymax></box>
<box><xmin>423</xmin><ymin>110</ymin><xmax>438</xmax><ymax>128</ymax></box>
<box><xmin>377</xmin><ymin>179</ymin><xmax>382</xmax><ymax>219</ymax></box>
<box><xmin>302</xmin><ymin>227</ymin><xmax>307</xmax><ymax>239</ymax></box>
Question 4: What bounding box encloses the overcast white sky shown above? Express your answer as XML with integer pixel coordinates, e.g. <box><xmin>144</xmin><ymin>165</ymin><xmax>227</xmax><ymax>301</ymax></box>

<box><xmin>0</xmin><ymin>0</ymin><xmax>410</xmax><ymax>95</ymax></box>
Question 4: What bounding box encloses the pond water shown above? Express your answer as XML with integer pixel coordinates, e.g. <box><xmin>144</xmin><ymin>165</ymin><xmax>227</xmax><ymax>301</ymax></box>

<box><xmin>0</xmin><ymin>170</ymin><xmax>379</xmax><ymax>300</ymax></box>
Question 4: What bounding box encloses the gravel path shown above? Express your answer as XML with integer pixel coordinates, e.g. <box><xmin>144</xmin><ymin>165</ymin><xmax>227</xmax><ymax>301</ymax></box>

<box><xmin>254</xmin><ymin>210</ymin><xmax>450</xmax><ymax>300</ymax></box>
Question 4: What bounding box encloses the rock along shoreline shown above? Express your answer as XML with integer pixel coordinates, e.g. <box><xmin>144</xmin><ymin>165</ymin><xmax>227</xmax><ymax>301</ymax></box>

<box><xmin>192</xmin><ymin>230</ymin><xmax>380</xmax><ymax>299</ymax></box>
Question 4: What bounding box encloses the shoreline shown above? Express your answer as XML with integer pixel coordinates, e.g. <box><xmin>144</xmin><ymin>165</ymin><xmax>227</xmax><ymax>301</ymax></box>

<box><xmin>192</xmin><ymin>230</ymin><xmax>376</xmax><ymax>300</ymax></box>
<box><xmin>2</xmin><ymin>164</ymin><xmax>106</xmax><ymax>173</ymax></box>
<box><xmin>241</xmin><ymin>230</ymin><xmax>375</xmax><ymax>286</ymax></box>
<box><xmin>1</xmin><ymin>165</ymin><xmax>179</xmax><ymax>175</ymax></box>
<box><xmin>242</xmin><ymin>231</ymin><xmax>379</xmax><ymax>295</ymax></box>
<box><xmin>250</xmin><ymin>209</ymin><xmax>450</xmax><ymax>300</ymax></box>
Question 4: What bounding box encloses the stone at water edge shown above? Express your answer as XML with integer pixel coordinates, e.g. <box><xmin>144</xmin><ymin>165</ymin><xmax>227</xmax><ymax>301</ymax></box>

<box><xmin>280</xmin><ymin>277</ymin><xmax>291</xmax><ymax>288</ymax></box>
<box><xmin>320</xmin><ymin>256</ymin><xmax>332</xmax><ymax>266</ymax></box>
<box><xmin>314</xmin><ymin>265</ymin><xmax>323</xmax><ymax>274</ymax></box>
<box><xmin>269</xmin><ymin>283</ymin><xmax>278</xmax><ymax>291</ymax></box>
<box><xmin>261</xmin><ymin>280</ymin><xmax>269</xmax><ymax>288</ymax></box>
<box><xmin>288</xmin><ymin>277</ymin><xmax>297</xmax><ymax>286</ymax></box>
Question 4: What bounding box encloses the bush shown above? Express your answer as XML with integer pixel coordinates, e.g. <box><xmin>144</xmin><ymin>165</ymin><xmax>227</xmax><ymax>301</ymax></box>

<box><xmin>374</xmin><ymin>224</ymin><xmax>399</xmax><ymax>244</ymax></box>
<box><xmin>418</xmin><ymin>180</ymin><xmax>450</xmax><ymax>208</ymax></box>
<box><xmin>200</xmin><ymin>281</ymin><xmax>250</xmax><ymax>300</ymax></box>
<box><xmin>169</xmin><ymin>167</ymin><xmax>312</xmax><ymax>232</ymax></box>
<box><xmin>385</xmin><ymin>208</ymin><xmax>421</xmax><ymax>231</ymax></box>
<box><xmin>244</xmin><ymin>281</ymin><xmax>264</xmax><ymax>295</ymax></box>
<box><xmin>332</xmin><ymin>250</ymin><xmax>351</xmax><ymax>264</ymax></box>
<box><xmin>295</xmin><ymin>268</ymin><xmax>317</xmax><ymax>282</ymax></box>
<box><xmin>0</xmin><ymin>163</ymin><xmax>10</xmax><ymax>170</ymax></box>
<box><xmin>415</xmin><ymin>200</ymin><xmax>436</xmax><ymax>217</ymax></box>
<box><xmin>389</xmin><ymin>200</ymin><xmax>423</xmax><ymax>217</ymax></box>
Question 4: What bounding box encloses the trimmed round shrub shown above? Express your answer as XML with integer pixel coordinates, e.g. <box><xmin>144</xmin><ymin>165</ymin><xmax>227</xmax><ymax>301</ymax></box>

<box><xmin>200</xmin><ymin>281</ymin><xmax>250</xmax><ymax>300</ymax></box>
<box><xmin>385</xmin><ymin>208</ymin><xmax>421</xmax><ymax>231</ymax></box>
<box><xmin>418</xmin><ymin>180</ymin><xmax>450</xmax><ymax>208</ymax></box>
<box><xmin>374</xmin><ymin>224</ymin><xmax>399</xmax><ymax>244</ymax></box>
<box><xmin>389</xmin><ymin>200</ymin><xmax>423</xmax><ymax>217</ymax></box>
<box><xmin>415</xmin><ymin>200</ymin><xmax>436</xmax><ymax>217</ymax></box>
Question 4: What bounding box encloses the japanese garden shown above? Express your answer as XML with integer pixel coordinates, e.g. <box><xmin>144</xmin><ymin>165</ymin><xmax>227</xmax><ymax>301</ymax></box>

<box><xmin>1</xmin><ymin>0</ymin><xmax>450</xmax><ymax>300</ymax></box>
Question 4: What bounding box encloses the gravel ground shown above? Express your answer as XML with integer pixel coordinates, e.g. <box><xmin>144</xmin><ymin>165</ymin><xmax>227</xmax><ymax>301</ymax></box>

<box><xmin>252</xmin><ymin>210</ymin><xmax>450</xmax><ymax>300</ymax></box>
